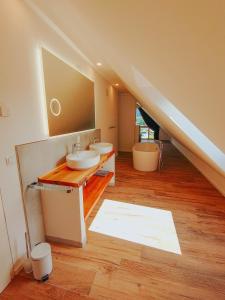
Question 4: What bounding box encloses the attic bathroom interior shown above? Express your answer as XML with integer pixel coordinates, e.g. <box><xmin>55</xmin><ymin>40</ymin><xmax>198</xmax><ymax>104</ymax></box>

<box><xmin>0</xmin><ymin>0</ymin><xmax>225</xmax><ymax>299</ymax></box>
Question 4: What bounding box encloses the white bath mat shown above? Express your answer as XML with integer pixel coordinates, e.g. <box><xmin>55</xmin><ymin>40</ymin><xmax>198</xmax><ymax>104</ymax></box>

<box><xmin>89</xmin><ymin>200</ymin><xmax>181</xmax><ymax>255</ymax></box>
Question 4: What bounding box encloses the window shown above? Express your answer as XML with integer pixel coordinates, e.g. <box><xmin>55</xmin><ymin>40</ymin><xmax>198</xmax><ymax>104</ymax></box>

<box><xmin>136</xmin><ymin>107</ymin><xmax>154</xmax><ymax>141</ymax></box>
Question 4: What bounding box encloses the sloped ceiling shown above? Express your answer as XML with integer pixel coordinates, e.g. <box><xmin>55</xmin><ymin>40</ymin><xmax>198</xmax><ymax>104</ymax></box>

<box><xmin>28</xmin><ymin>0</ymin><xmax>225</xmax><ymax>176</ymax></box>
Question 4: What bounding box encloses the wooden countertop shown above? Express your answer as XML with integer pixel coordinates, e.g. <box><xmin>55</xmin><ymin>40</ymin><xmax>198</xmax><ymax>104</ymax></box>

<box><xmin>38</xmin><ymin>150</ymin><xmax>114</xmax><ymax>188</ymax></box>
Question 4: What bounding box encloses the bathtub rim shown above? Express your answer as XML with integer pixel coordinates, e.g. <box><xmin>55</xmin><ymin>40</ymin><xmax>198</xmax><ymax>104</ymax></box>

<box><xmin>132</xmin><ymin>142</ymin><xmax>160</xmax><ymax>153</ymax></box>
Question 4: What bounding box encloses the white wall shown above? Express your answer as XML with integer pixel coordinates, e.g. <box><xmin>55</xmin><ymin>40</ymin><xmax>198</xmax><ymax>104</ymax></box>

<box><xmin>0</xmin><ymin>0</ymin><xmax>118</xmax><ymax>278</ymax></box>
<box><xmin>0</xmin><ymin>193</ymin><xmax>12</xmax><ymax>292</ymax></box>
<box><xmin>118</xmin><ymin>93</ymin><xmax>136</xmax><ymax>152</ymax></box>
<box><xmin>159</xmin><ymin>129</ymin><xmax>170</xmax><ymax>141</ymax></box>
<box><xmin>95</xmin><ymin>81</ymin><xmax>118</xmax><ymax>153</ymax></box>
<box><xmin>71</xmin><ymin>0</ymin><xmax>225</xmax><ymax>152</ymax></box>
<box><xmin>39</xmin><ymin>0</ymin><xmax>225</xmax><ymax>178</ymax></box>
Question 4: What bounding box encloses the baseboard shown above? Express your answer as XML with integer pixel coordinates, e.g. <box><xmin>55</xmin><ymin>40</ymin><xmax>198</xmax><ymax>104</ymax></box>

<box><xmin>172</xmin><ymin>139</ymin><xmax>225</xmax><ymax>197</ymax></box>
<box><xmin>46</xmin><ymin>235</ymin><xmax>85</xmax><ymax>247</ymax></box>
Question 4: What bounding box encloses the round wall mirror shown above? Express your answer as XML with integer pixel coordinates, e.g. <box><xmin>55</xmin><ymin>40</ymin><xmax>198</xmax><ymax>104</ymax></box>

<box><xmin>49</xmin><ymin>98</ymin><xmax>61</xmax><ymax>117</ymax></box>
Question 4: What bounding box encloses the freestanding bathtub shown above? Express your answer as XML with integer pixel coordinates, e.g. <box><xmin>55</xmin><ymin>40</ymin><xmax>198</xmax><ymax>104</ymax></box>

<box><xmin>132</xmin><ymin>142</ymin><xmax>160</xmax><ymax>171</ymax></box>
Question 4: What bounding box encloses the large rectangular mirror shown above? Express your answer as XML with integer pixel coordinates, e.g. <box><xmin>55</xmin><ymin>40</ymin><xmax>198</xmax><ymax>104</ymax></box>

<box><xmin>42</xmin><ymin>49</ymin><xmax>95</xmax><ymax>136</ymax></box>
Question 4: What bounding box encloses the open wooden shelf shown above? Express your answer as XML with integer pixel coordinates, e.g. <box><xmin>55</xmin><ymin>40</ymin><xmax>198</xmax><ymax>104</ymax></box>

<box><xmin>38</xmin><ymin>151</ymin><xmax>114</xmax><ymax>187</ymax></box>
<box><xmin>83</xmin><ymin>172</ymin><xmax>114</xmax><ymax>220</ymax></box>
<box><xmin>37</xmin><ymin>150</ymin><xmax>115</xmax><ymax>222</ymax></box>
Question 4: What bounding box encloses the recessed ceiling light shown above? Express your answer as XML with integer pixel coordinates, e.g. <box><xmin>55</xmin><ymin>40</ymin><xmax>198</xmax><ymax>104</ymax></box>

<box><xmin>114</xmin><ymin>83</ymin><xmax>119</xmax><ymax>86</ymax></box>
<box><xmin>96</xmin><ymin>62</ymin><xmax>102</xmax><ymax>66</ymax></box>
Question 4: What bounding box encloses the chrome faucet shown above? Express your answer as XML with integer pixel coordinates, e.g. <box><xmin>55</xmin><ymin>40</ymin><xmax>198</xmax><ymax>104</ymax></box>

<box><xmin>72</xmin><ymin>135</ymin><xmax>82</xmax><ymax>153</ymax></box>
<box><xmin>72</xmin><ymin>141</ymin><xmax>82</xmax><ymax>153</ymax></box>
<box><xmin>90</xmin><ymin>136</ymin><xmax>99</xmax><ymax>144</ymax></box>
<box><xmin>72</xmin><ymin>143</ymin><xmax>78</xmax><ymax>154</ymax></box>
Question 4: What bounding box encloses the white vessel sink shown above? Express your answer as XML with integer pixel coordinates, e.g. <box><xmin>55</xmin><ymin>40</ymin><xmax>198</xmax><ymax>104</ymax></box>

<box><xmin>89</xmin><ymin>142</ymin><xmax>113</xmax><ymax>154</ymax></box>
<box><xmin>66</xmin><ymin>150</ymin><xmax>100</xmax><ymax>170</ymax></box>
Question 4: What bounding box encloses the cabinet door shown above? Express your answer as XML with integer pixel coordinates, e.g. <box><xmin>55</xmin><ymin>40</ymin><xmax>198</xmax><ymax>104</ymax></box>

<box><xmin>0</xmin><ymin>191</ymin><xmax>12</xmax><ymax>293</ymax></box>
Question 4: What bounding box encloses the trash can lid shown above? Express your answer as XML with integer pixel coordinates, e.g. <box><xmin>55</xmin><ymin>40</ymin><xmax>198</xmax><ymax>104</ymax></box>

<box><xmin>31</xmin><ymin>243</ymin><xmax>51</xmax><ymax>261</ymax></box>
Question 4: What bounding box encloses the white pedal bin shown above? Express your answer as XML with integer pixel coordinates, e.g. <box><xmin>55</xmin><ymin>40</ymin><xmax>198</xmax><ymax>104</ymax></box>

<box><xmin>31</xmin><ymin>243</ymin><xmax>52</xmax><ymax>280</ymax></box>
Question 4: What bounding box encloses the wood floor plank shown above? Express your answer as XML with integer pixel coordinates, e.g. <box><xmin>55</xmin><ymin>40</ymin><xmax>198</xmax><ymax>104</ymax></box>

<box><xmin>51</xmin><ymin>242</ymin><xmax>121</xmax><ymax>274</ymax></box>
<box><xmin>0</xmin><ymin>276</ymin><xmax>94</xmax><ymax>300</ymax></box>
<box><xmin>47</xmin><ymin>259</ymin><xmax>96</xmax><ymax>295</ymax></box>
<box><xmin>113</xmin><ymin>259</ymin><xmax>225</xmax><ymax>300</ymax></box>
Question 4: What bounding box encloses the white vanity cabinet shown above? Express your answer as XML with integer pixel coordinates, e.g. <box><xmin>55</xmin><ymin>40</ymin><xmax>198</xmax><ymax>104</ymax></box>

<box><xmin>39</xmin><ymin>152</ymin><xmax>115</xmax><ymax>247</ymax></box>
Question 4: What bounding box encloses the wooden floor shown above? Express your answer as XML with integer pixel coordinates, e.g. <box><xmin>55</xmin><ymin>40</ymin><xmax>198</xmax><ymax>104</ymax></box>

<box><xmin>1</xmin><ymin>144</ymin><xmax>225</xmax><ymax>300</ymax></box>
